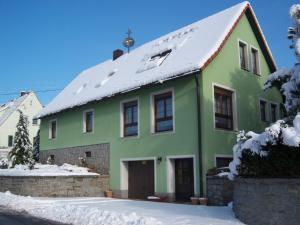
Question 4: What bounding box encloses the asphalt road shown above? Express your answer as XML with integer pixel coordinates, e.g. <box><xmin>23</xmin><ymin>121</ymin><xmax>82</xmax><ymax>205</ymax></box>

<box><xmin>0</xmin><ymin>207</ymin><xmax>68</xmax><ymax>225</ymax></box>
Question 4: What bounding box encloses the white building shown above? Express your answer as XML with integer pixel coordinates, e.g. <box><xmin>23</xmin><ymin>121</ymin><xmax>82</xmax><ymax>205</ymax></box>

<box><xmin>0</xmin><ymin>91</ymin><xmax>43</xmax><ymax>158</ymax></box>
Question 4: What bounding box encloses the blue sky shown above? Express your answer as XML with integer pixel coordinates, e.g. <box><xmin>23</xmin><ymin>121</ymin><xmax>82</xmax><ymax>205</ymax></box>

<box><xmin>0</xmin><ymin>0</ymin><xmax>298</xmax><ymax>105</ymax></box>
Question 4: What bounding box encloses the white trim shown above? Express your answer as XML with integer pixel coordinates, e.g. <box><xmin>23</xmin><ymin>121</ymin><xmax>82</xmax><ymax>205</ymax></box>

<box><xmin>150</xmin><ymin>88</ymin><xmax>175</xmax><ymax>135</ymax></box>
<box><xmin>120</xmin><ymin>157</ymin><xmax>157</xmax><ymax>192</ymax></box>
<box><xmin>249</xmin><ymin>45</ymin><xmax>261</xmax><ymax>75</ymax></box>
<box><xmin>237</xmin><ymin>39</ymin><xmax>249</xmax><ymax>71</ymax></box>
<box><xmin>214</xmin><ymin>154</ymin><xmax>233</xmax><ymax>167</ymax></box>
<box><xmin>258</xmin><ymin>98</ymin><xmax>269</xmax><ymax>122</ymax></box>
<box><xmin>212</xmin><ymin>83</ymin><xmax>238</xmax><ymax>132</ymax></box>
<box><xmin>119</xmin><ymin>97</ymin><xmax>139</xmax><ymax>138</ymax></box>
<box><xmin>48</xmin><ymin>118</ymin><xmax>57</xmax><ymax>140</ymax></box>
<box><xmin>166</xmin><ymin>155</ymin><xmax>197</xmax><ymax>196</ymax></box>
<box><xmin>82</xmin><ymin>109</ymin><xmax>94</xmax><ymax>134</ymax></box>
<box><xmin>269</xmin><ymin>101</ymin><xmax>280</xmax><ymax>122</ymax></box>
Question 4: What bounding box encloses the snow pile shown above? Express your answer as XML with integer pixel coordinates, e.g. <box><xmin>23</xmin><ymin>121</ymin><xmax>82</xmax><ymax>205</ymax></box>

<box><xmin>0</xmin><ymin>192</ymin><xmax>161</xmax><ymax>225</ymax></box>
<box><xmin>229</xmin><ymin>114</ymin><xmax>300</xmax><ymax>179</ymax></box>
<box><xmin>0</xmin><ymin>163</ymin><xmax>99</xmax><ymax>176</ymax></box>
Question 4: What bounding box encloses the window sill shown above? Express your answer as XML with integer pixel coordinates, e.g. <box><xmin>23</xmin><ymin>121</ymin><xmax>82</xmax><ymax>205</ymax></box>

<box><xmin>214</xmin><ymin>128</ymin><xmax>238</xmax><ymax>133</ymax></box>
<box><xmin>151</xmin><ymin>130</ymin><xmax>175</xmax><ymax>136</ymax></box>
<box><xmin>83</xmin><ymin>131</ymin><xmax>94</xmax><ymax>135</ymax></box>
<box><xmin>120</xmin><ymin>135</ymin><xmax>139</xmax><ymax>140</ymax></box>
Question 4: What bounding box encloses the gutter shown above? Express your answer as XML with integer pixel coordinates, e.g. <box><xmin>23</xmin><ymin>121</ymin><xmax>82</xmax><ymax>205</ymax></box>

<box><xmin>194</xmin><ymin>72</ymin><xmax>204</xmax><ymax>197</ymax></box>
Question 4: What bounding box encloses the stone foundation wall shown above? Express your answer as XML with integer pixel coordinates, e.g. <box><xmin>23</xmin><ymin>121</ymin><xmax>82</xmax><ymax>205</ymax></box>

<box><xmin>0</xmin><ymin>175</ymin><xmax>109</xmax><ymax>197</ymax></box>
<box><xmin>206</xmin><ymin>176</ymin><xmax>233</xmax><ymax>206</ymax></box>
<box><xmin>234</xmin><ymin>178</ymin><xmax>300</xmax><ymax>225</ymax></box>
<box><xmin>40</xmin><ymin>143</ymin><xmax>109</xmax><ymax>174</ymax></box>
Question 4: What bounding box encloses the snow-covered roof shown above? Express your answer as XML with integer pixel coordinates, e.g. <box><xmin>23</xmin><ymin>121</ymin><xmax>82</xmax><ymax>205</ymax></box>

<box><xmin>37</xmin><ymin>1</ymin><xmax>274</xmax><ymax>118</ymax></box>
<box><xmin>0</xmin><ymin>93</ymin><xmax>31</xmax><ymax>126</ymax></box>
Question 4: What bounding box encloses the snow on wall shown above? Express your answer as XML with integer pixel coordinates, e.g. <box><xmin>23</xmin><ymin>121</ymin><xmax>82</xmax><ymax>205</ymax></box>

<box><xmin>37</xmin><ymin>1</ymin><xmax>252</xmax><ymax>118</ymax></box>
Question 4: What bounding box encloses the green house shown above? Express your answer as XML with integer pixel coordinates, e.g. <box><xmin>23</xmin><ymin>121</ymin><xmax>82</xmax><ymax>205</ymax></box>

<box><xmin>37</xmin><ymin>1</ymin><xmax>281</xmax><ymax>200</ymax></box>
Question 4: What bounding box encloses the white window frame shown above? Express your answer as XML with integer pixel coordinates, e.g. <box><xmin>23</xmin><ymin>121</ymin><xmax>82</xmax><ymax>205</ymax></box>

<box><xmin>259</xmin><ymin>98</ymin><xmax>269</xmax><ymax>122</ymax></box>
<box><xmin>214</xmin><ymin>154</ymin><xmax>233</xmax><ymax>168</ymax></box>
<box><xmin>250</xmin><ymin>45</ymin><xmax>261</xmax><ymax>75</ymax></box>
<box><xmin>238</xmin><ymin>39</ymin><xmax>249</xmax><ymax>71</ymax></box>
<box><xmin>150</xmin><ymin>88</ymin><xmax>175</xmax><ymax>135</ymax></box>
<box><xmin>82</xmin><ymin>109</ymin><xmax>94</xmax><ymax>133</ymax></box>
<box><xmin>48</xmin><ymin>119</ymin><xmax>57</xmax><ymax>140</ymax></box>
<box><xmin>120</xmin><ymin>97</ymin><xmax>139</xmax><ymax>138</ymax></box>
<box><xmin>269</xmin><ymin>101</ymin><xmax>280</xmax><ymax>123</ymax></box>
<box><xmin>212</xmin><ymin>83</ymin><xmax>238</xmax><ymax>132</ymax></box>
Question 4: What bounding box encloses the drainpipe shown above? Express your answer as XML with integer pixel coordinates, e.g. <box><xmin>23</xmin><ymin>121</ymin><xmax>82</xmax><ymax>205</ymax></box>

<box><xmin>194</xmin><ymin>72</ymin><xmax>204</xmax><ymax>197</ymax></box>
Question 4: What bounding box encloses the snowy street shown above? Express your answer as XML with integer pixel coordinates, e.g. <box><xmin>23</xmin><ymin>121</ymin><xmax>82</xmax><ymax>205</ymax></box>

<box><xmin>0</xmin><ymin>192</ymin><xmax>244</xmax><ymax>225</ymax></box>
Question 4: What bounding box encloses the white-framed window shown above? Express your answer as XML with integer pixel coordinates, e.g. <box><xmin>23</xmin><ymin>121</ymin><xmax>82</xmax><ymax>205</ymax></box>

<box><xmin>8</xmin><ymin>135</ymin><xmax>13</xmax><ymax>147</ymax></box>
<box><xmin>270</xmin><ymin>102</ymin><xmax>279</xmax><ymax>123</ymax></box>
<box><xmin>259</xmin><ymin>99</ymin><xmax>268</xmax><ymax>122</ymax></box>
<box><xmin>250</xmin><ymin>46</ymin><xmax>261</xmax><ymax>75</ymax></box>
<box><xmin>32</xmin><ymin>118</ymin><xmax>38</xmax><ymax>125</ymax></box>
<box><xmin>83</xmin><ymin>110</ymin><xmax>94</xmax><ymax>133</ymax></box>
<box><xmin>214</xmin><ymin>85</ymin><xmax>236</xmax><ymax>131</ymax></box>
<box><xmin>49</xmin><ymin>119</ymin><xmax>57</xmax><ymax>139</ymax></box>
<box><xmin>238</xmin><ymin>40</ymin><xmax>249</xmax><ymax>71</ymax></box>
<box><xmin>151</xmin><ymin>89</ymin><xmax>175</xmax><ymax>134</ymax></box>
<box><xmin>120</xmin><ymin>98</ymin><xmax>139</xmax><ymax>137</ymax></box>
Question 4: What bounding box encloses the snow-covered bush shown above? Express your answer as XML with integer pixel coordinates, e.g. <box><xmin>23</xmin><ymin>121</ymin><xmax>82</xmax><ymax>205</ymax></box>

<box><xmin>8</xmin><ymin>110</ymin><xmax>34</xmax><ymax>168</ymax></box>
<box><xmin>0</xmin><ymin>158</ymin><xmax>8</xmax><ymax>169</ymax></box>
<box><xmin>229</xmin><ymin>114</ymin><xmax>300</xmax><ymax>179</ymax></box>
<box><xmin>265</xmin><ymin>5</ymin><xmax>300</xmax><ymax>119</ymax></box>
<box><xmin>32</xmin><ymin>129</ymin><xmax>40</xmax><ymax>162</ymax></box>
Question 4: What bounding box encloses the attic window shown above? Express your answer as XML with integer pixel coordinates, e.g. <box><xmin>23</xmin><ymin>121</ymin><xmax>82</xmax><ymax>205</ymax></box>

<box><xmin>150</xmin><ymin>49</ymin><xmax>172</xmax><ymax>61</ymax></box>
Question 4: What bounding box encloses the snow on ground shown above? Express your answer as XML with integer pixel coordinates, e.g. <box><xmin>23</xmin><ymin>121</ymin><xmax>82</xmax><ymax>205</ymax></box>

<box><xmin>0</xmin><ymin>163</ymin><xmax>99</xmax><ymax>176</ymax></box>
<box><xmin>0</xmin><ymin>192</ymin><xmax>244</xmax><ymax>225</ymax></box>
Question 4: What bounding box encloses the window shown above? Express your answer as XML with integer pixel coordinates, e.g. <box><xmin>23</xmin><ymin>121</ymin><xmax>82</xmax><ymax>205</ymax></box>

<box><xmin>251</xmin><ymin>47</ymin><xmax>260</xmax><ymax>75</ymax></box>
<box><xmin>85</xmin><ymin>151</ymin><xmax>91</xmax><ymax>158</ymax></box>
<box><xmin>214</xmin><ymin>87</ymin><xmax>234</xmax><ymax>130</ymax></box>
<box><xmin>239</xmin><ymin>41</ymin><xmax>248</xmax><ymax>70</ymax></box>
<box><xmin>83</xmin><ymin>110</ymin><xmax>94</xmax><ymax>133</ymax></box>
<box><xmin>8</xmin><ymin>135</ymin><xmax>13</xmax><ymax>147</ymax></box>
<box><xmin>49</xmin><ymin>119</ymin><xmax>57</xmax><ymax>139</ymax></box>
<box><xmin>123</xmin><ymin>100</ymin><xmax>138</xmax><ymax>137</ymax></box>
<box><xmin>216</xmin><ymin>157</ymin><xmax>233</xmax><ymax>168</ymax></box>
<box><xmin>154</xmin><ymin>91</ymin><xmax>173</xmax><ymax>133</ymax></box>
<box><xmin>260</xmin><ymin>100</ymin><xmax>268</xmax><ymax>122</ymax></box>
<box><xmin>270</xmin><ymin>103</ymin><xmax>278</xmax><ymax>123</ymax></box>
<box><xmin>32</xmin><ymin>118</ymin><xmax>38</xmax><ymax>125</ymax></box>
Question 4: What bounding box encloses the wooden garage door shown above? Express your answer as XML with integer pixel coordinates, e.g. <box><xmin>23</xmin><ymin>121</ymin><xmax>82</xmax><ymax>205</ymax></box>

<box><xmin>128</xmin><ymin>160</ymin><xmax>154</xmax><ymax>199</ymax></box>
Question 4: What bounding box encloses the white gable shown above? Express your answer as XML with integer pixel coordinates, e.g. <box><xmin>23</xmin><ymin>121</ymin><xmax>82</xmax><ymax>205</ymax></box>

<box><xmin>37</xmin><ymin>1</ymin><xmax>251</xmax><ymax>118</ymax></box>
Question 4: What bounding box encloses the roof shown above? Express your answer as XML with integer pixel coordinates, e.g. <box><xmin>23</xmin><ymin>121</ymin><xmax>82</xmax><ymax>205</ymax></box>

<box><xmin>0</xmin><ymin>92</ymin><xmax>31</xmax><ymax>126</ymax></box>
<box><xmin>37</xmin><ymin>1</ymin><xmax>276</xmax><ymax>118</ymax></box>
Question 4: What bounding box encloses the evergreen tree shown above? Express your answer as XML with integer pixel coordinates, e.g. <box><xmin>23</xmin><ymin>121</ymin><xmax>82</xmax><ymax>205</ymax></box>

<box><xmin>265</xmin><ymin>5</ymin><xmax>300</xmax><ymax>120</ymax></box>
<box><xmin>8</xmin><ymin>110</ymin><xmax>33</xmax><ymax>168</ymax></box>
<box><xmin>33</xmin><ymin>129</ymin><xmax>40</xmax><ymax>162</ymax></box>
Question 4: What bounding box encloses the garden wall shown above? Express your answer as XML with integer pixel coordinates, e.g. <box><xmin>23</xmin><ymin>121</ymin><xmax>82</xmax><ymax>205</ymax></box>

<box><xmin>206</xmin><ymin>176</ymin><xmax>233</xmax><ymax>206</ymax></box>
<box><xmin>0</xmin><ymin>175</ymin><xmax>109</xmax><ymax>197</ymax></box>
<box><xmin>234</xmin><ymin>178</ymin><xmax>300</xmax><ymax>225</ymax></box>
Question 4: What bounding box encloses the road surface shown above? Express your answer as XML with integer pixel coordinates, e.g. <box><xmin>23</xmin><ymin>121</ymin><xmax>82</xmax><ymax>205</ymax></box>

<box><xmin>0</xmin><ymin>207</ymin><xmax>68</xmax><ymax>225</ymax></box>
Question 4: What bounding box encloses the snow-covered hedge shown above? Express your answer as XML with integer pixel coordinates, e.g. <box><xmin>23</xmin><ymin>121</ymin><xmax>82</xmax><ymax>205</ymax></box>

<box><xmin>229</xmin><ymin>114</ymin><xmax>300</xmax><ymax>179</ymax></box>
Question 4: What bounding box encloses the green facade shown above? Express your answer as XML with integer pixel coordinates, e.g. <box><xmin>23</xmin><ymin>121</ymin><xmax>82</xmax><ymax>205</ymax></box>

<box><xmin>40</xmin><ymin>14</ymin><xmax>281</xmax><ymax>196</ymax></box>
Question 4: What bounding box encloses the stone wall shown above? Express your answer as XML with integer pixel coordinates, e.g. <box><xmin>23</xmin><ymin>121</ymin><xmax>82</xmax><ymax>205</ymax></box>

<box><xmin>206</xmin><ymin>176</ymin><xmax>233</xmax><ymax>206</ymax></box>
<box><xmin>40</xmin><ymin>143</ymin><xmax>109</xmax><ymax>175</ymax></box>
<box><xmin>234</xmin><ymin>178</ymin><xmax>300</xmax><ymax>225</ymax></box>
<box><xmin>0</xmin><ymin>175</ymin><xmax>109</xmax><ymax>197</ymax></box>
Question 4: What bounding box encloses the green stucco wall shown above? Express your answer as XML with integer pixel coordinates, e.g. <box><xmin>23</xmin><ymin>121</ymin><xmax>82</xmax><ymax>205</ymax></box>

<box><xmin>39</xmin><ymin>13</ymin><xmax>282</xmax><ymax>196</ymax></box>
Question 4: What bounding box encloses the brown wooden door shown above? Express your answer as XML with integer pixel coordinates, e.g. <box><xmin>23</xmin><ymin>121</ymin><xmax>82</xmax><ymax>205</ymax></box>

<box><xmin>128</xmin><ymin>160</ymin><xmax>154</xmax><ymax>199</ymax></box>
<box><xmin>175</xmin><ymin>158</ymin><xmax>194</xmax><ymax>201</ymax></box>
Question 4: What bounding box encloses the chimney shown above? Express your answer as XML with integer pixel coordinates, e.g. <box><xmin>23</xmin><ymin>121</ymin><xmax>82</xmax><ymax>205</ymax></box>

<box><xmin>20</xmin><ymin>91</ymin><xmax>28</xmax><ymax>97</ymax></box>
<box><xmin>113</xmin><ymin>49</ymin><xmax>123</xmax><ymax>61</ymax></box>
